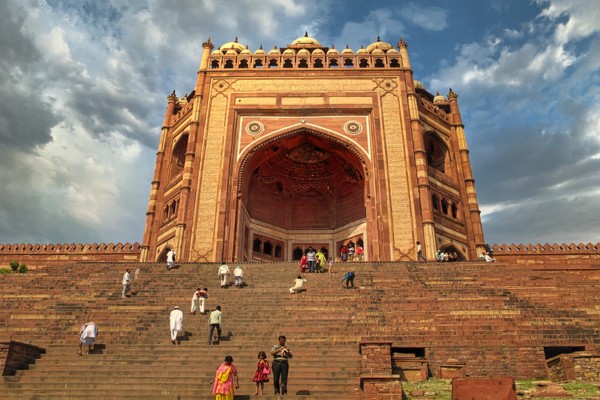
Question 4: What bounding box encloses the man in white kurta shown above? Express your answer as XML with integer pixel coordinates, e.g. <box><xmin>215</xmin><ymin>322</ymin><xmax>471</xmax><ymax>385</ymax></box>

<box><xmin>122</xmin><ymin>269</ymin><xmax>131</xmax><ymax>298</ymax></box>
<box><xmin>218</xmin><ymin>263</ymin><xmax>230</xmax><ymax>288</ymax></box>
<box><xmin>78</xmin><ymin>322</ymin><xmax>98</xmax><ymax>355</ymax></box>
<box><xmin>169</xmin><ymin>306</ymin><xmax>183</xmax><ymax>344</ymax></box>
<box><xmin>166</xmin><ymin>249</ymin><xmax>175</xmax><ymax>270</ymax></box>
<box><xmin>233</xmin><ymin>266</ymin><xmax>244</xmax><ymax>288</ymax></box>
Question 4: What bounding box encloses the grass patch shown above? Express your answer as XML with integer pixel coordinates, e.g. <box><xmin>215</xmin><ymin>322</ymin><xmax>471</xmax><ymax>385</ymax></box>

<box><xmin>563</xmin><ymin>381</ymin><xmax>600</xmax><ymax>398</ymax></box>
<box><xmin>402</xmin><ymin>379</ymin><xmax>451</xmax><ymax>400</ymax></box>
<box><xmin>0</xmin><ymin>268</ymin><xmax>11</xmax><ymax>274</ymax></box>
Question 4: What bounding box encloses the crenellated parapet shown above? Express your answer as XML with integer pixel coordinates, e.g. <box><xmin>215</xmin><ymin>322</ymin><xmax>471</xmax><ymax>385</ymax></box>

<box><xmin>0</xmin><ymin>242</ymin><xmax>141</xmax><ymax>268</ymax></box>
<box><xmin>0</xmin><ymin>242</ymin><xmax>140</xmax><ymax>254</ymax></box>
<box><xmin>492</xmin><ymin>242</ymin><xmax>599</xmax><ymax>254</ymax></box>
<box><xmin>491</xmin><ymin>242</ymin><xmax>600</xmax><ymax>267</ymax></box>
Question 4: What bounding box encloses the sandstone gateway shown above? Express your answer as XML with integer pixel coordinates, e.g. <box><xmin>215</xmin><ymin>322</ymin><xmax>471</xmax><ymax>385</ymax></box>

<box><xmin>140</xmin><ymin>34</ymin><xmax>485</xmax><ymax>264</ymax></box>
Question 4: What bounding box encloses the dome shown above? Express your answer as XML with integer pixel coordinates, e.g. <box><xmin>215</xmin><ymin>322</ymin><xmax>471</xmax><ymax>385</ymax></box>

<box><xmin>366</xmin><ymin>36</ymin><xmax>393</xmax><ymax>53</ymax></box>
<box><xmin>327</xmin><ymin>45</ymin><xmax>339</xmax><ymax>55</ymax></box>
<box><xmin>414</xmin><ymin>80</ymin><xmax>426</xmax><ymax>91</ymax></box>
<box><xmin>211</xmin><ymin>47</ymin><xmax>223</xmax><ymax>55</ymax></box>
<box><xmin>220</xmin><ymin>37</ymin><xmax>245</xmax><ymax>54</ymax></box>
<box><xmin>356</xmin><ymin>45</ymin><xmax>368</xmax><ymax>55</ymax></box>
<box><xmin>371</xmin><ymin>48</ymin><xmax>385</xmax><ymax>56</ymax></box>
<box><xmin>268</xmin><ymin>46</ymin><xmax>281</xmax><ymax>55</ymax></box>
<box><xmin>341</xmin><ymin>45</ymin><xmax>354</xmax><ymax>55</ymax></box>
<box><xmin>283</xmin><ymin>48</ymin><xmax>296</xmax><ymax>56</ymax></box>
<box><xmin>433</xmin><ymin>92</ymin><xmax>447</xmax><ymax>104</ymax></box>
<box><xmin>225</xmin><ymin>49</ymin><xmax>238</xmax><ymax>56</ymax></box>
<box><xmin>240</xmin><ymin>46</ymin><xmax>251</xmax><ymax>55</ymax></box>
<box><xmin>297</xmin><ymin>48</ymin><xmax>310</xmax><ymax>56</ymax></box>
<box><xmin>289</xmin><ymin>31</ymin><xmax>322</xmax><ymax>49</ymax></box>
<box><xmin>312</xmin><ymin>48</ymin><xmax>325</xmax><ymax>56</ymax></box>
<box><xmin>386</xmin><ymin>48</ymin><xmax>399</xmax><ymax>55</ymax></box>
<box><xmin>254</xmin><ymin>46</ymin><xmax>266</xmax><ymax>55</ymax></box>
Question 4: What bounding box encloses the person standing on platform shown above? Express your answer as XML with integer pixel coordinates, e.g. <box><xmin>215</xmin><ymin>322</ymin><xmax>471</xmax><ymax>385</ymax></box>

<box><xmin>233</xmin><ymin>266</ymin><xmax>244</xmax><ymax>288</ymax></box>
<box><xmin>271</xmin><ymin>335</ymin><xmax>293</xmax><ymax>396</ymax></box>
<box><xmin>212</xmin><ymin>355</ymin><xmax>239</xmax><ymax>400</ymax></box>
<box><xmin>416</xmin><ymin>241</ymin><xmax>427</xmax><ymax>262</ymax></box>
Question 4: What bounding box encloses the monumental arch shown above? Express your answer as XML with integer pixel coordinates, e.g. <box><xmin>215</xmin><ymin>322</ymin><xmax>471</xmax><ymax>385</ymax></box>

<box><xmin>140</xmin><ymin>34</ymin><xmax>486</xmax><ymax>263</ymax></box>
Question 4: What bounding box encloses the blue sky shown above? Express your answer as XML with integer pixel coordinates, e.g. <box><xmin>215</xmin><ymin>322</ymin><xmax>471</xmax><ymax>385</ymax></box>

<box><xmin>1</xmin><ymin>0</ymin><xmax>599</xmax><ymax>246</ymax></box>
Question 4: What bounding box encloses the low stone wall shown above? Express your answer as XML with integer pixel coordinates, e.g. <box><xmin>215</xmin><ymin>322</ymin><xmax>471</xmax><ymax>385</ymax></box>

<box><xmin>0</xmin><ymin>243</ymin><xmax>141</xmax><ymax>269</ymax></box>
<box><xmin>546</xmin><ymin>351</ymin><xmax>600</xmax><ymax>382</ymax></box>
<box><xmin>0</xmin><ymin>339</ymin><xmax>45</xmax><ymax>376</ymax></box>
<box><xmin>359</xmin><ymin>341</ymin><xmax>404</xmax><ymax>399</ymax></box>
<box><xmin>491</xmin><ymin>243</ymin><xmax>600</xmax><ymax>267</ymax></box>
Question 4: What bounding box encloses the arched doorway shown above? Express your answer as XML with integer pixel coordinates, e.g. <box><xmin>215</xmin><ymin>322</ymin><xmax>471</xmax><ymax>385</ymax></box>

<box><xmin>236</xmin><ymin>129</ymin><xmax>367</xmax><ymax>261</ymax></box>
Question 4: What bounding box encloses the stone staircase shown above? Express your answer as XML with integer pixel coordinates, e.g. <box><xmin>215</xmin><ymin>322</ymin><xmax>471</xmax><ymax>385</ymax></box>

<box><xmin>0</xmin><ymin>261</ymin><xmax>599</xmax><ymax>398</ymax></box>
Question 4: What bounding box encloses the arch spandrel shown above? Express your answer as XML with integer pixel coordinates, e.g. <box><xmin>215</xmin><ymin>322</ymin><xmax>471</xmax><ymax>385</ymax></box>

<box><xmin>236</xmin><ymin>118</ymin><xmax>372</xmax><ymax>164</ymax></box>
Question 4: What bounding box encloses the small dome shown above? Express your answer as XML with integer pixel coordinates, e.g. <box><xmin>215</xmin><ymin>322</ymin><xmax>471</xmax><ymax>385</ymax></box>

<box><xmin>290</xmin><ymin>31</ymin><xmax>322</xmax><ymax>49</ymax></box>
<box><xmin>414</xmin><ymin>80</ymin><xmax>426</xmax><ymax>91</ymax></box>
<box><xmin>225</xmin><ymin>49</ymin><xmax>238</xmax><ymax>56</ymax></box>
<box><xmin>254</xmin><ymin>46</ymin><xmax>266</xmax><ymax>55</ymax></box>
<box><xmin>327</xmin><ymin>45</ymin><xmax>339</xmax><ymax>55</ymax></box>
<box><xmin>341</xmin><ymin>45</ymin><xmax>354</xmax><ymax>55</ymax></box>
<box><xmin>211</xmin><ymin>48</ymin><xmax>223</xmax><ymax>55</ymax></box>
<box><xmin>268</xmin><ymin>46</ymin><xmax>281</xmax><ymax>55</ymax></box>
<box><xmin>240</xmin><ymin>46</ymin><xmax>251</xmax><ymax>55</ymax></box>
<box><xmin>297</xmin><ymin>48</ymin><xmax>310</xmax><ymax>56</ymax></box>
<box><xmin>366</xmin><ymin>36</ymin><xmax>393</xmax><ymax>53</ymax></box>
<box><xmin>220</xmin><ymin>37</ymin><xmax>246</xmax><ymax>54</ymax></box>
<box><xmin>386</xmin><ymin>48</ymin><xmax>399</xmax><ymax>55</ymax></box>
<box><xmin>283</xmin><ymin>48</ymin><xmax>296</xmax><ymax>55</ymax></box>
<box><xmin>433</xmin><ymin>92</ymin><xmax>447</xmax><ymax>104</ymax></box>
<box><xmin>312</xmin><ymin>48</ymin><xmax>325</xmax><ymax>56</ymax></box>
<box><xmin>371</xmin><ymin>48</ymin><xmax>385</xmax><ymax>56</ymax></box>
<box><xmin>356</xmin><ymin>45</ymin><xmax>368</xmax><ymax>55</ymax></box>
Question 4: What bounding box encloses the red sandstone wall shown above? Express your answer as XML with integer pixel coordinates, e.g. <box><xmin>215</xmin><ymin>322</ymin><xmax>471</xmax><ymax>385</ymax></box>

<box><xmin>491</xmin><ymin>243</ymin><xmax>600</xmax><ymax>268</ymax></box>
<box><xmin>0</xmin><ymin>243</ymin><xmax>141</xmax><ymax>269</ymax></box>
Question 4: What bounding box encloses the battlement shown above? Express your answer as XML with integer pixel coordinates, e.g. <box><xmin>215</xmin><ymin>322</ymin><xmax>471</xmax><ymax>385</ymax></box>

<box><xmin>491</xmin><ymin>242</ymin><xmax>600</xmax><ymax>267</ymax></box>
<box><xmin>0</xmin><ymin>242</ymin><xmax>141</xmax><ymax>268</ymax></box>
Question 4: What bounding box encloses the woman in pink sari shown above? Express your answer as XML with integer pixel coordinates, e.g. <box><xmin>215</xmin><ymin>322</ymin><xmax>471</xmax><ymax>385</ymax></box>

<box><xmin>212</xmin><ymin>355</ymin><xmax>239</xmax><ymax>400</ymax></box>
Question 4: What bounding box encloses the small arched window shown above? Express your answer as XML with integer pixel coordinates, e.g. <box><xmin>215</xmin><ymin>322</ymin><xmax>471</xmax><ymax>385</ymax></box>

<box><xmin>328</xmin><ymin>59</ymin><xmax>339</xmax><ymax>68</ymax></box>
<box><xmin>424</xmin><ymin>131</ymin><xmax>450</xmax><ymax>175</ymax></box>
<box><xmin>292</xmin><ymin>247</ymin><xmax>303</xmax><ymax>260</ymax></box>
<box><xmin>283</xmin><ymin>59</ymin><xmax>293</xmax><ymax>68</ymax></box>
<box><xmin>274</xmin><ymin>245</ymin><xmax>283</xmax><ymax>258</ymax></box>
<box><xmin>238</xmin><ymin>59</ymin><xmax>249</xmax><ymax>68</ymax></box>
<box><xmin>210</xmin><ymin>60</ymin><xmax>220</xmax><ymax>69</ymax></box>
<box><xmin>451</xmin><ymin>203</ymin><xmax>458</xmax><ymax>219</ymax></box>
<box><xmin>268</xmin><ymin>59</ymin><xmax>278</xmax><ymax>68</ymax></box>
<box><xmin>441</xmin><ymin>199</ymin><xmax>449</xmax><ymax>215</ymax></box>
<box><xmin>263</xmin><ymin>241</ymin><xmax>273</xmax><ymax>255</ymax></box>
<box><xmin>390</xmin><ymin>58</ymin><xmax>400</xmax><ymax>68</ymax></box>
<box><xmin>298</xmin><ymin>59</ymin><xmax>308</xmax><ymax>68</ymax></box>
<box><xmin>374</xmin><ymin>58</ymin><xmax>385</xmax><ymax>68</ymax></box>
<box><xmin>343</xmin><ymin>58</ymin><xmax>354</xmax><ymax>68</ymax></box>
<box><xmin>169</xmin><ymin>134</ymin><xmax>188</xmax><ymax>181</ymax></box>
<box><xmin>432</xmin><ymin>194</ymin><xmax>439</xmax><ymax>212</ymax></box>
<box><xmin>313</xmin><ymin>59</ymin><xmax>324</xmax><ymax>68</ymax></box>
<box><xmin>253</xmin><ymin>59</ymin><xmax>264</xmax><ymax>68</ymax></box>
<box><xmin>359</xmin><ymin>59</ymin><xmax>369</xmax><ymax>68</ymax></box>
<box><xmin>224</xmin><ymin>59</ymin><xmax>234</xmax><ymax>69</ymax></box>
<box><xmin>253</xmin><ymin>239</ymin><xmax>262</xmax><ymax>252</ymax></box>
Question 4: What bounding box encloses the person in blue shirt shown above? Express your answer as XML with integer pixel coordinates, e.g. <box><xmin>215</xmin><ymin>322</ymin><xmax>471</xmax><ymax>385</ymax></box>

<box><xmin>341</xmin><ymin>271</ymin><xmax>355</xmax><ymax>289</ymax></box>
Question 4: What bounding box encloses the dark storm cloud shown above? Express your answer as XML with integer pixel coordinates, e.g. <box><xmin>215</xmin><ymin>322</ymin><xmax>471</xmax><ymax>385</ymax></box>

<box><xmin>0</xmin><ymin>2</ymin><xmax>59</xmax><ymax>151</ymax></box>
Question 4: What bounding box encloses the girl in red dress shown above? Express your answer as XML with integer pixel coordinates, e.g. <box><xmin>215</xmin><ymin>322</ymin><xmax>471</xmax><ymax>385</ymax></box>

<box><xmin>252</xmin><ymin>351</ymin><xmax>270</xmax><ymax>395</ymax></box>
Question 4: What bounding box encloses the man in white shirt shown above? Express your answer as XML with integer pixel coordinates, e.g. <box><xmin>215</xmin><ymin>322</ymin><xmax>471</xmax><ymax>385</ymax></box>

<box><xmin>122</xmin><ymin>269</ymin><xmax>131</xmax><ymax>298</ymax></box>
<box><xmin>166</xmin><ymin>248</ymin><xmax>175</xmax><ymax>270</ymax></box>
<box><xmin>169</xmin><ymin>306</ymin><xmax>183</xmax><ymax>344</ymax></box>
<box><xmin>289</xmin><ymin>275</ymin><xmax>307</xmax><ymax>294</ymax></box>
<box><xmin>218</xmin><ymin>263</ymin><xmax>230</xmax><ymax>288</ymax></box>
<box><xmin>233</xmin><ymin>266</ymin><xmax>244</xmax><ymax>288</ymax></box>
<box><xmin>207</xmin><ymin>305</ymin><xmax>222</xmax><ymax>345</ymax></box>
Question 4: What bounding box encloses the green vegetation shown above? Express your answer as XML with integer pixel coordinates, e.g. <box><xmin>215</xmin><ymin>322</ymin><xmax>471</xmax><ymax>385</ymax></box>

<box><xmin>6</xmin><ymin>260</ymin><xmax>28</xmax><ymax>274</ymax></box>
<box><xmin>402</xmin><ymin>379</ymin><xmax>600</xmax><ymax>399</ymax></box>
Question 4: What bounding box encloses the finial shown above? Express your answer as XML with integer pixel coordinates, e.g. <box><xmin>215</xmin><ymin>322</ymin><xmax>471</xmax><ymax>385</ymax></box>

<box><xmin>377</xmin><ymin>36</ymin><xmax>381</xmax><ymax>42</ymax></box>
<box><xmin>448</xmin><ymin>88</ymin><xmax>458</xmax><ymax>99</ymax></box>
<box><xmin>398</xmin><ymin>38</ymin><xmax>407</xmax><ymax>48</ymax></box>
<box><xmin>346</xmin><ymin>44</ymin><xmax>349</xmax><ymax>49</ymax></box>
<box><xmin>304</xmin><ymin>31</ymin><xmax>309</xmax><ymax>37</ymax></box>
<box><xmin>203</xmin><ymin>37</ymin><xmax>214</xmax><ymax>49</ymax></box>
<box><xmin>234</xmin><ymin>36</ymin><xmax>238</xmax><ymax>43</ymax></box>
<box><xmin>331</xmin><ymin>44</ymin><xmax>335</xmax><ymax>49</ymax></box>
<box><xmin>259</xmin><ymin>45</ymin><xmax>263</xmax><ymax>49</ymax></box>
<box><xmin>167</xmin><ymin>90</ymin><xmax>178</xmax><ymax>102</ymax></box>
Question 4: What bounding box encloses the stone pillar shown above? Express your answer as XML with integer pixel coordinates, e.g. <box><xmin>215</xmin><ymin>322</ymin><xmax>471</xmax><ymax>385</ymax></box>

<box><xmin>198</xmin><ymin>38</ymin><xmax>214</xmax><ymax>71</ymax></box>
